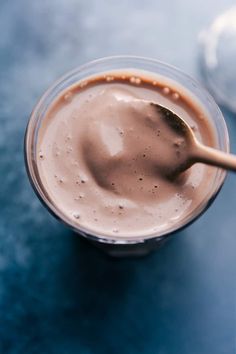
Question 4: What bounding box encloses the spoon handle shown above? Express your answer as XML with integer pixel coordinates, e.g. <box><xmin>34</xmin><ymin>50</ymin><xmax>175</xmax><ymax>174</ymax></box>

<box><xmin>194</xmin><ymin>142</ymin><xmax>236</xmax><ymax>172</ymax></box>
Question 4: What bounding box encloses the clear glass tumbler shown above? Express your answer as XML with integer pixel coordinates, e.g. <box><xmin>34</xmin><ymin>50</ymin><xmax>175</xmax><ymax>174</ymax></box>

<box><xmin>24</xmin><ymin>56</ymin><xmax>229</xmax><ymax>257</ymax></box>
<box><xmin>199</xmin><ymin>6</ymin><xmax>236</xmax><ymax>112</ymax></box>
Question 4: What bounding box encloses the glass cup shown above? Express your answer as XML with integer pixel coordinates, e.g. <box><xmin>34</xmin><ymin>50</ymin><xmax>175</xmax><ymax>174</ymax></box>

<box><xmin>199</xmin><ymin>6</ymin><xmax>236</xmax><ymax>112</ymax></box>
<box><xmin>24</xmin><ymin>56</ymin><xmax>229</xmax><ymax>257</ymax></box>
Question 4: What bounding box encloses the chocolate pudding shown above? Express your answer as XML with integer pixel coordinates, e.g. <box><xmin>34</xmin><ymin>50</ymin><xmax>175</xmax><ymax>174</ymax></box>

<box><xmin>36</xmin><ymin>72</ymin><xmax>217</xmax><ymax>237</ymax></box>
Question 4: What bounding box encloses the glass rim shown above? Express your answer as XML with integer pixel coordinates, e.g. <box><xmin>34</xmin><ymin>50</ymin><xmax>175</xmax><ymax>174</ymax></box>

<box><xmin>24</xmin><ymin>55</ymin><xmax>229</xmax><ymax>244</ymax></box>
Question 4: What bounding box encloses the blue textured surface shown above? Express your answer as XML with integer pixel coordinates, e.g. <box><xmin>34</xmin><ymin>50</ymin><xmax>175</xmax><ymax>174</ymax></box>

<box><xmin>1</xmin><ymin>1</ymin><xmax>236</xmax><ymax>353</ymax></box>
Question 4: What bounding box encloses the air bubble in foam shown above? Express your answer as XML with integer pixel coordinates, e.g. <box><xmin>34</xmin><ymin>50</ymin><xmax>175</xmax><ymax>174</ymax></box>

<box><xmin>106</xmin><ymin>76</ymin><xmax>114</xmax><ymax>82</ymax></box>
<box><xmin>64</xmin><ymin>92</ymin><xmax>73</xmax><ymax>102</ymax></box>
<box><xmin>172</xmin><ymin>92</ymin><xmax>180</xmax><ymax>100</ymax></box>
<box><xmin>163</xmin><ymin>87</ymin><xmax>170</xmax><ymax>95</ymax></box>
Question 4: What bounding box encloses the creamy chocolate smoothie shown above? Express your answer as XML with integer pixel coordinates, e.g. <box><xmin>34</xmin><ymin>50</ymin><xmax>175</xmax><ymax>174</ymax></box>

<box><xmin>36</xmin><ymin>72</ymin><xmax>216</xmax><ymax>237</ymax></box>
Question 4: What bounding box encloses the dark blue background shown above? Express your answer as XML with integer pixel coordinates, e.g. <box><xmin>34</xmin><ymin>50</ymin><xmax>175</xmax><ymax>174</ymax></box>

<box><xmin>0</xmin><ymin>1</ymin><xmax>236</xmax><ymax>353</ymax></box>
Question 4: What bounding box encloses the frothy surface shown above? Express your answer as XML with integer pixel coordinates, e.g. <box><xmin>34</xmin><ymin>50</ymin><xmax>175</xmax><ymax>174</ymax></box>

<box><xmin>37</xmin><ymin>75</ymin><xmax>216</xmax><ymax>238</ymax></box>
